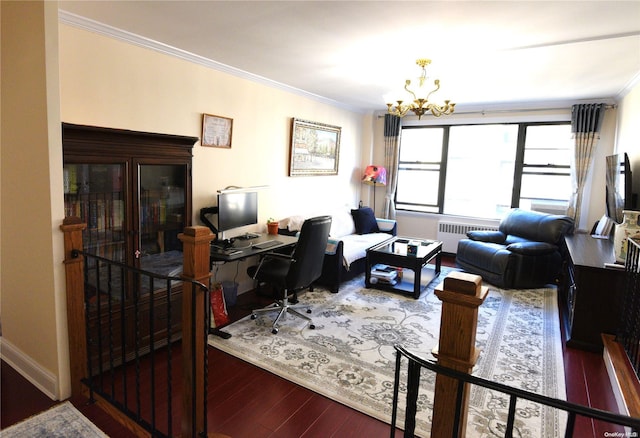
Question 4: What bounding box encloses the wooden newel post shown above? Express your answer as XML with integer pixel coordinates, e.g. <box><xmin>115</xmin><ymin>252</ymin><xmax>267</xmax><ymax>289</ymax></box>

<box><xmin>60</xmin><ymin>217</ymin><xmax>88</xmax><ymax>397</ymax></box>
<box><xmin>179</xmin><ymin>226</ymin><xmax>214</xmax><ymax>438</ymax></box>
<box><xmin>431</xmin><ymin>271</ymin><xmax>489</xmax><ymax>438</ymax></box>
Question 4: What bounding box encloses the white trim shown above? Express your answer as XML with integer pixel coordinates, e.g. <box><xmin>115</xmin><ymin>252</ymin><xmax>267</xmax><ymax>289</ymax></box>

<box><xmin>617</xmin><ymin>70</ymin><xmax>640</xmax><ymax>101</ymax></box>
<box><xmin>0</xmin><ymin>337</ymin><xmax>59</xmax><ymax>400</ymax></box>
<box><xmin>58</xmin><ymin>10</ymin><xmax>363</xmax><ymax>114</ymax></box>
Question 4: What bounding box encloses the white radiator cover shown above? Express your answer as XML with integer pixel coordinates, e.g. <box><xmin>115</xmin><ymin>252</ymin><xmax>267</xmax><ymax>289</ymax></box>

<box><xmin>437</xmin><ymin>221</ymin><xmax>499</xmax><ymax>253</ymax></box>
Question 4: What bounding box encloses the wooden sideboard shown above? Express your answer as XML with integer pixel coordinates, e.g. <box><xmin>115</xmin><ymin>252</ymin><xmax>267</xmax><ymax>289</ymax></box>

<box><xmin>561</xmin><ymin>232</ymin><xmax>626</xmax><ymax>352</ymax></box>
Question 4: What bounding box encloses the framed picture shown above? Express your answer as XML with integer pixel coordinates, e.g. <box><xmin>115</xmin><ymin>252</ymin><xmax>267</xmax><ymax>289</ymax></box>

<box><xmin>202</xmin><ymin>113</ymin><xmax>233</xmax><ymax>148</ymax></box>
<box><xmin>289</xmin><ymin>118</ymin><xmax>341</xmax><ymax>176</ymax></box>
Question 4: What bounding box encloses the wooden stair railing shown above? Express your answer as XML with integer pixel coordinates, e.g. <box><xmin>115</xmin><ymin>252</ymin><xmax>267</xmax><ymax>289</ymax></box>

<box><xmin>61</xmin><ymin>218</ymin><xmax>215</xmax><ymax>437</ymax></box>
<box><xmin>430</xmin><ymin>271</ymin><xmax>488</xmax><ymax>437</ymax></box>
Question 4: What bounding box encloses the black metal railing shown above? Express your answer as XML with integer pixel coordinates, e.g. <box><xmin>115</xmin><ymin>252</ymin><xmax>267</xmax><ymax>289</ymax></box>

<box><xmin>622</xmin><ymin>238</ymin><xmax>640</xmax><ymax>380</ymax></box>
<box><xmin>391</xmin><ymin>345</ymin><xmax>640</xmax><ymax>438</ymax></box>
<box><xmin>77</xmin><ymin>250</ymin><xmax>209</xmax><ymax>438</ymax></box>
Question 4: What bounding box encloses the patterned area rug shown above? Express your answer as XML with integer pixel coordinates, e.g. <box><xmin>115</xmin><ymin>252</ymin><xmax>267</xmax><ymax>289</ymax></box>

<box><xmin>209</xmin><ymin>269</ymin><xmax>566</xmax><ymax>437</ymax></box>
<box><xmin>0</xmin><ymin>402</ymin><xmax>108</xmax><ymax>438</ymax></box>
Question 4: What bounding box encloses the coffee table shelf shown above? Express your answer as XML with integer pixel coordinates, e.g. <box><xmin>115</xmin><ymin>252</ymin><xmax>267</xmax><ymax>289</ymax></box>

<box><xmin>365</xmin><ymin>237</ymin><xmax>442</xmax><ymax>299</ymax></box>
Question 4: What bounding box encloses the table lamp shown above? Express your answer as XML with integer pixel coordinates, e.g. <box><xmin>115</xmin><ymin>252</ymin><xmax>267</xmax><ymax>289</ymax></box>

<box><xmin>362</xmin><ymin>165</ymin><xmax>387</xmax><ymax>213</ymax></box>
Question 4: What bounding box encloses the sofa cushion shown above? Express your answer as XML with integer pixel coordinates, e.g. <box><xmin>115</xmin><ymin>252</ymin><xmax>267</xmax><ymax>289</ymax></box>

<box><xmin>506</xmin><ymin>241</ymin><xmax>557</xmax><ymax>256</ymax></box>
<box><xmin>467</xmin><ymin>230</ymin><xmax>506</xmax><ymax>244</ymax></box>
<box><xmin>340</xmin><ymin>232</ymin><xmax>392</xmax><ymax>268</ymax></box>
<box><xmin>351</xmin><ymin>207</ymin><xmax>380</xmax><ymax>234</ymax></box>
<box><xmin>456</xmin><ymin>239</ymin><xmax>512</xmax><ymax>275</ymax></box>
<box><xmin>330</xmin><ymin>210</ymin><xmax>357</xmax><ymax>238</ymax></box>
<box><xmin>499</xmin><ymin>208</ymin><xmax>574</xmax><ymax>244</ymax></box>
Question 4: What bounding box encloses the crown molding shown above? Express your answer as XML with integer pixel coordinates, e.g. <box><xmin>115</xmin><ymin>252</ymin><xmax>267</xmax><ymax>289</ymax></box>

<box><xmin>58</xmin><ymin>10</ymin><xmax>363</xmax><ymax>113</ymax></box>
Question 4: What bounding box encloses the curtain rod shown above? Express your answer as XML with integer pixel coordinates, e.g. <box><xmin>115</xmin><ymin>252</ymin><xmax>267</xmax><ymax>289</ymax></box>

<box><xmin>377</xmin><ymin>104</ymin><xmax>617</xmax><ymax>118</ymax></box>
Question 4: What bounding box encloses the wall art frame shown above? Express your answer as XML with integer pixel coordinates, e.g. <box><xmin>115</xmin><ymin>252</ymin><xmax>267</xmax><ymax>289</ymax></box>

<box><xmin>289</xmin><ymin>118</ymin><xmax>341</xmax><ymax>176</ymax></box>
<box><xmin>202</xmin><ymin>113</ymin><xmax>233</xmax><ymax>148</ymax></box>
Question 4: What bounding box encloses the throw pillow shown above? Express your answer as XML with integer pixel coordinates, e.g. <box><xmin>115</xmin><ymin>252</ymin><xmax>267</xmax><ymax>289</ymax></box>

<box><xmin>330</xmin><ymin>210</ymin><xmax>357</xmax><ymax>238</ymax></box>
<box><xmin>351</xmin><ymin>207</ymin><xmax>380</xmax><ymax>234</ymax></box>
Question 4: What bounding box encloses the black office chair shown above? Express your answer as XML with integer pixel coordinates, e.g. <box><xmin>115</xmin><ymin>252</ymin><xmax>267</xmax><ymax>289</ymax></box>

<box><xmin>247</xmin><ymin>215</ymin><xmax>331</xmax><ymax>334</ymax></box>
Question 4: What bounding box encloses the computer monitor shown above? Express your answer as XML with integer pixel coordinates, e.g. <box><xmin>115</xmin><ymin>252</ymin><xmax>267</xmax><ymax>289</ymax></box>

<box><xmin>217</xmin><ymin>191</ymin><xmax>258</xmax><ymax>233</ymax></box>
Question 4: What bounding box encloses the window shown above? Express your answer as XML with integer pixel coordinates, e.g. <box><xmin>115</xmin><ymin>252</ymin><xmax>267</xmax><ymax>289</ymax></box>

<box><xmin>396</xmin><ymin>122</ymin><xmax>572</xmax><ymax>219</ymax></box>
<box><xmin>518</xmin><ymin>124</ymin><xmax>573</xmax><ymax>214</ymax></box>
<box><xmin>396</xmin><ymin>128</ymin><xmax>444</xmax><ymax>213</ymax></box>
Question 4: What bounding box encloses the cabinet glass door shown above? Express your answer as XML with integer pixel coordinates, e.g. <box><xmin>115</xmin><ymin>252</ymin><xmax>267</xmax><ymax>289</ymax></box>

<box><xmin>137</xmin><ymin>164</ymin><xmax>187</xmax><ymax>281</ymax></box>
<box><xmin>63</xmin><ymin>163</ymin><xmax>126</xmax><ymax>262</ymax></box>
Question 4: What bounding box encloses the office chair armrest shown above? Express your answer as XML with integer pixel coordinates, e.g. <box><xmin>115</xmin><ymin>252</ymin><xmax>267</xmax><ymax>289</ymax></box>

<box><xmin>262</xmin><ymin>251</ymin><xmax>293</xmax><ymax>260</ymax></box>
<box><xmin>251</xmin><ymin>251</ymin><xmax>293</xmax><ymax>279</ymax></box>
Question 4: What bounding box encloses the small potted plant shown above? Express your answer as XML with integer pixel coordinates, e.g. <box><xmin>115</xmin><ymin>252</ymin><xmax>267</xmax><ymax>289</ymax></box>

<box><xmin>267</xmin><ymin>218</ymin><xmax>279</xmax><ymax>235</ymax></box>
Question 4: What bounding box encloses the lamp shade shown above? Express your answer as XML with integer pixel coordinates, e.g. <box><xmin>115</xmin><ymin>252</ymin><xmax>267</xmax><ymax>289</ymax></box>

<box><xmin>362</xmin><ymin>165</ymin><xmax>387</xmax><ymax>185</ymax></box>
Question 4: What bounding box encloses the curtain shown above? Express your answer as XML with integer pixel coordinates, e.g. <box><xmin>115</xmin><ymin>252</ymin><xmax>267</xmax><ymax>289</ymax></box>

<box><xmin>567</xmin><ymin>103</ymin><xmax>605</xmax><ymax>228</ymax></box>
<box><xmin>382</xmin><ymin>114</ymin><xmax>401</xmax><ymax>219</ymax></box>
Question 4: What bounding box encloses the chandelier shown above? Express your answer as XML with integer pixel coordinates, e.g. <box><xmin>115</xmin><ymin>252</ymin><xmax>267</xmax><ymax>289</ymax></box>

<box><xmin>386</xmin><ymin>58</ymin><xmax>455</xmax><ymax>119</ymax></box>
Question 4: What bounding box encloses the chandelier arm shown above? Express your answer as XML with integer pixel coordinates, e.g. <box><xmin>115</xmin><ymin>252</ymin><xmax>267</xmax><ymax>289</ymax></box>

<box><xmin>404</xmin><ymin>80</ymin><xmax>418</xmax><ymax>101</ymax></box>
<box><xmin>425</xmin><ymin>80</ymin><xmax>441</xmax><ymax>102</ymax></box>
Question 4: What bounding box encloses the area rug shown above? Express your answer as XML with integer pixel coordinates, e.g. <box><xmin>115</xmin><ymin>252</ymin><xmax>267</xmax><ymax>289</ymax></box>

<box><xmin>208</xmin><ymin>268</ymin><xmax>566</xmax><ymax>437</ymax></box>
<box><xmin>0</xmin><ymin>401</ymin><xmax>108</xmax><ymax>438</ymax></box>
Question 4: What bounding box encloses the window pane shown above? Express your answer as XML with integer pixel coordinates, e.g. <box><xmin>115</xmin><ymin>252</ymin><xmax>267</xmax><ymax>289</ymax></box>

<box><xmin>399</xmin><ymin>128</ymin><xmax>443</xmax><ymax>162</ymax></box>
<box><xmin>521</xmin><ymin>124</ymin><xmax>572</xmax><ymax>213</ymax></box>
<box><xmin>444</xmin><ymin>125</ymin><xmax>518</xmax><ymax>218</ymax></box>
<box><xmin>520</xmin><ymin>173</ymin><xmax>572</xmax><ymax>200</ymax></box>
<box><xmin>396</xmin><ymin>168</ymin><xmax>439</xmax><ymax>206</ymax></box>
<box><xmin>524</xmin><ymin>149</ymin><xmax>570</xmax><ymax>164</ymax></box>
<box><xmin>397</xmin><ymin>127</ymin><xmax>443</xmax><ymax>213</ymax></box>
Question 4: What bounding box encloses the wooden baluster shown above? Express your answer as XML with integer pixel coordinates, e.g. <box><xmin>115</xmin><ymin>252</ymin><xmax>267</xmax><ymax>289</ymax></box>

<box><xmin>179</xmin><ymin>226</ymin><xmax>214</xmax><ymax>438</ymax></box>
<box><xmin>60</xmin><ymin>217</ymin><xmax>88</xmax><ymax>397</ymax></box>
<box><xmin>431</xmin><ymin>271</ymin><xmax>488</xmax><ymax>437</ymax></box>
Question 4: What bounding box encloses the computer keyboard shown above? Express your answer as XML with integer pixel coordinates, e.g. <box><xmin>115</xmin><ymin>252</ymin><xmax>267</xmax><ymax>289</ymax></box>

<box><xmin>253</xmin><ymin>240</ymin><xmax>282</xmax><ymax>250</ymax></box>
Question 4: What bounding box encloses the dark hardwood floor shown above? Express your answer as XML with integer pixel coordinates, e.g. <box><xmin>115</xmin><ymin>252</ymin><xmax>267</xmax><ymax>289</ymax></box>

<box><xmin>0</xmin><ymin>255</ymin><xmax>629</xmax><ymax>437</ymax></box>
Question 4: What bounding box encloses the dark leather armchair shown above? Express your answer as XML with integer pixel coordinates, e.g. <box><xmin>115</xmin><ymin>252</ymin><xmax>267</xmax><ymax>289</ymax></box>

<box><xmin>455</xmin><ymin>209</ymin><xmax>574</xmax><ymax>288</ymax></box>
<box><xmin>247</xmin><ymin>215</ymin><xmax>331</xmax><ymax>334</ymax></box>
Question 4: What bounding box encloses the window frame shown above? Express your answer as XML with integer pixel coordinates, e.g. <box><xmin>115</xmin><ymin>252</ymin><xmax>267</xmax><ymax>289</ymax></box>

<box><xmin>396</xmin><ymin>121</ymin><xmax>572</xmax><ymax>217</ymax></box>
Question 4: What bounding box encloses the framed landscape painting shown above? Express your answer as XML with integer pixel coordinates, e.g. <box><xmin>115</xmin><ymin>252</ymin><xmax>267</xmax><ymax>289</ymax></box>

<box><xmin>289</xmin><ymin>118</ymin><xmax>341</xmax><ymax>176</ymax></box>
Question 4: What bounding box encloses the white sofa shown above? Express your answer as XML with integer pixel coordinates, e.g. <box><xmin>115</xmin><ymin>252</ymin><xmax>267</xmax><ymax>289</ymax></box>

<box><xmin>278</xmin><ymin>208</ymin><xmax>397</xmax><ymax>292</ymax></box>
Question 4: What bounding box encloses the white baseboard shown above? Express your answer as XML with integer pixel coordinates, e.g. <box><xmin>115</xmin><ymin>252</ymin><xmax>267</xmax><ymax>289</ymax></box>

<box><xmin>0</xmin><ymin>336</ymin><xmax>59</xmax><ymax>400</ymax></box>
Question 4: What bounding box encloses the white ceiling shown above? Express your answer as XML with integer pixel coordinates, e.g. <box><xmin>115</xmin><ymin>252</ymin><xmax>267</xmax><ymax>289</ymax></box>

<box><xmin>58</xmin><ymin>1</ymin><xmax>640</xmax><ymax>113</ymax></box>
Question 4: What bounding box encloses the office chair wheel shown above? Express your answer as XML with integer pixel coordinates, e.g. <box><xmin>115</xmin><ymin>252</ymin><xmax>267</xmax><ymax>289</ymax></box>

<box><xmin>272</xmin><ymin>328</ymin><xmax>279</xmax><ymax>334</ymax></box>
<box><xmin>251</xmin><ymin>314</ymin><xmax>257</xmax><ymax>320</ymax></box>
<box><xmin>306</xmin><ymin>309</ymin><xmax>312</xmax><ymax>314</ymax></box>
<box><xmin>309</xmin><ymin>324</ymin><xmax>315</xmax><ymax>330</ymax></box>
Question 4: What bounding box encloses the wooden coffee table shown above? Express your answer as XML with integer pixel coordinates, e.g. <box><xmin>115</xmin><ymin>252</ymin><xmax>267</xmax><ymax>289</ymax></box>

<box><xmin>365</xmin><ymin>237</ymin><xmax>442</xmax><ymax>299</ymax></box>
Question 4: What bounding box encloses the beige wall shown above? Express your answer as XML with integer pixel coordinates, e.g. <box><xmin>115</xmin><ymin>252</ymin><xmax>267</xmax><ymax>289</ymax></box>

<box><xmin>58</xmin><ymin>24</ymin><xmax>369</xmax><ymax>294</ymax></box>
<box><xmin>1</xmin><ymin>1</ymin><xmax>68</xmax><ymax>398</ymax></box>
<box><xmin>59</xmin><ymin>25</ymin><xmax>367</xmax><ymax>223</ymax></box>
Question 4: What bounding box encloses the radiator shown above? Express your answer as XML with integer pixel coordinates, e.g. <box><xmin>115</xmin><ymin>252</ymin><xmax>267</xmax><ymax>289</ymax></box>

<box><xmin>437</xmin><ymin>221</ymin><xmax>499</xmax><ymax>253</ymax></box>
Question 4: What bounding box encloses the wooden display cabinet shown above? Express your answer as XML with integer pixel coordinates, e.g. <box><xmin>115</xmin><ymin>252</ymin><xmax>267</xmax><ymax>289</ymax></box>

<box><xmin>62</xmin><ymin>123</ymin><xmax>198</xmax><ymax>371</ymax></box>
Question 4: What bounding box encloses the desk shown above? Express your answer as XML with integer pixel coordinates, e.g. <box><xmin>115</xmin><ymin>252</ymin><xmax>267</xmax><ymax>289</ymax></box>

<box><xmin>208</xmin><ymin>233</ymin><xmax>298</xmax><ymax>339</ymax></box>
<box><xmin>562</xmin><ymin>233</ymin><xmax>625</xmax><ymax>351</ymax></box>
<box><xmin>210</xmin><ymin>233</ymin><xmax>298</xmax><ymax>263</ymax></box>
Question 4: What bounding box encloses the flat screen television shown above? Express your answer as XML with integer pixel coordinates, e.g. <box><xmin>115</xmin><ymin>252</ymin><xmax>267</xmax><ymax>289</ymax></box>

<box><xmin>605</xmin><ymin>152</ymin><xmax>633</xmax><ymax>224</ymax></box>
<box><xmin>217</xmin><ymin>191</ymin><xmax>258</xmax><ymax>233</ymax></box>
